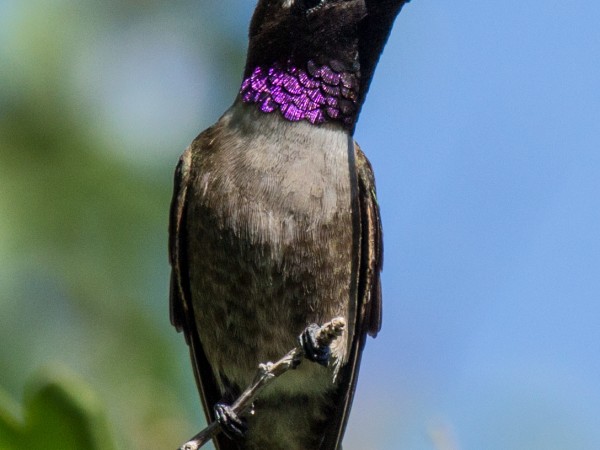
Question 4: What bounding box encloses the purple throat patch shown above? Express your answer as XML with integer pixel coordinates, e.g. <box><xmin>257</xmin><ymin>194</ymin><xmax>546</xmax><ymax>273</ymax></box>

<box><xmin>240</xmin><ymin>60</ymin><xmax>359</xmax><ymax>128</ymax></box>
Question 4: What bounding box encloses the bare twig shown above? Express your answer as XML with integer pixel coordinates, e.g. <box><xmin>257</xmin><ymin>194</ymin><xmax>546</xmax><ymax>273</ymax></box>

<box><xmin>178</xmin><ymin>317</ymin><xmax>346</xmax><ymax>450</ymax></box>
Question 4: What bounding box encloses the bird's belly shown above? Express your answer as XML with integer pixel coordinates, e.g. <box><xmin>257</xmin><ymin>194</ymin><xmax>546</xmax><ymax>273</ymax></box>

<box><xmin>186</xmin><ymin>124</ymin><xmax>357</xmax><ymax>396</ymax></box>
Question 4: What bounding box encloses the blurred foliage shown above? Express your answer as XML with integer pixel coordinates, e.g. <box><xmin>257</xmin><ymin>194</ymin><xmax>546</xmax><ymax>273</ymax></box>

<box><xmin>0</xmin><ymin>368</ymin><xmax>116</xmax><ymax>450</ymax></box>
<box><xmin>0</xmin><ymin>0</ymin><xmax>248</xmax><ymax>448</ymax></box>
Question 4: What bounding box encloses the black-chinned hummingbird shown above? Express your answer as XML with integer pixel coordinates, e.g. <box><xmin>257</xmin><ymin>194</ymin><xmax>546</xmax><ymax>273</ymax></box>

<box><xmin>169</xmin><ymin>1</ymin><xmax>409</xmax><ymax>448</ymax></box>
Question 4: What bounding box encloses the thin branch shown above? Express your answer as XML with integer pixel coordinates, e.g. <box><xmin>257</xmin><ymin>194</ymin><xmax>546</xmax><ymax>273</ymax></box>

<box><xmin>178</xmin><ymin>317</ymin><xmax>347</xmax><ymax>450</ymax></box>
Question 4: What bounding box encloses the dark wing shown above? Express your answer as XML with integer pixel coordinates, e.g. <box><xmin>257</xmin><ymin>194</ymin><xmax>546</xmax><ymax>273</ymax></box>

<box><xmin>169</xmin><ymin>141</ymin><xmax>237</xmax><ymax>450</ymax></box>
<box><xmin>355</xmin><ymin>143</ymin><xmax>384</xmax><ymax>338</ymax></box>
<box><xmin>169</xmin><ymin>147</ymin><xmax>192</xmax><ymax>334</ymax></box>
<box><xmin>321</xmin><ymin>142</ymin><xmax>383</xmax><ymax>449</ymax></box>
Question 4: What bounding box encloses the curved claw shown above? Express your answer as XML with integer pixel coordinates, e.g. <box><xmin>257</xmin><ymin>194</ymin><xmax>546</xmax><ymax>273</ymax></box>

<box><xmin>298</xmin><ymin>323</ymin><xmax>331</xmax><ymax>366</ymax></box>
<box><xmin>214</xmin><ymin>402</ymin><xmax>247</xmax><ymax>440</ymax></box>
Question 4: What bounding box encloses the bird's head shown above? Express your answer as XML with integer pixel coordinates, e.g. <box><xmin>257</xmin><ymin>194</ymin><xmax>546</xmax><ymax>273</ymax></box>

<box><xmin>245</xmin><ymin>0</ymin><xmax>367</xmax><ymax>74</ymax></box>
<box><xmin>240</xmin><ymin>0</ymin><xmax>408</xmax><ymax>130</ymax></box>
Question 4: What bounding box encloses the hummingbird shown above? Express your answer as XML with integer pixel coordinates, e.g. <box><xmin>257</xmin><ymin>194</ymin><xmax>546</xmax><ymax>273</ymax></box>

<box><xmin>169</xmin><ymin>1</ymin><xmax>409</xmax><ymax>449</ymax></box>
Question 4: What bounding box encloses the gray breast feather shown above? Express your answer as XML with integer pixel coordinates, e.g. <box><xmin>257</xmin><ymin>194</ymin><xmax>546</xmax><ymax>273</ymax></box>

<box><xmin>184</xmin><ymin>101</ymin><xmax>358</xmax><ymax>392</ymax></box>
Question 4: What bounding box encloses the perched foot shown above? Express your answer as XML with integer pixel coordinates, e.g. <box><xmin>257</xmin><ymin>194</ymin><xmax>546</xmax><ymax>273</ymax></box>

<box><xmin>214</xmin><ymin>402</ymin><xmax>247</xmax><ymax>440</ymax></box>
<box><xmin>299</xmin><ymin>323</ymin><xmax>331</xmax><ymax>367</ymax></box>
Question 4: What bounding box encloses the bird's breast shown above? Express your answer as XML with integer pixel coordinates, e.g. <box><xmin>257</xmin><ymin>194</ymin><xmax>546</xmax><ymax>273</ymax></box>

<box><xmin>200</xmin><ymin>101</ymin><xmax>355</xmax><ymax>249</ymax></box>
<box><xmin>186</xmin><ymin>101</ymin><xmax>358</xmax><ymax>394</ymax></box>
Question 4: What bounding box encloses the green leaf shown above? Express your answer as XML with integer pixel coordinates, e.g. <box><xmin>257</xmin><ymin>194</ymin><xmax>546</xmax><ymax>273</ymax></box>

<box><xmin>0</xmin><ymin>368</ymin><xmax>116</xmax><ymax>450</ymax></box>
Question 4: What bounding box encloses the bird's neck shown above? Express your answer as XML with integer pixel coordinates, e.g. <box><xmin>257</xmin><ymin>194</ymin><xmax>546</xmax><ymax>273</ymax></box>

<box><xmin>239</xmin><ymin>59</ymin><xmax>360</xmax><ymax>130</ymax></box>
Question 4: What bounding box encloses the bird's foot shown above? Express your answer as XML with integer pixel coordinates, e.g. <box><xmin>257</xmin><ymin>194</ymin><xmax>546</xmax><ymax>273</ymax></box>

<box><xmin>298</xmin><ymin>323</ymin><xmax>331</xmax><ymax>367</ymax></box>
<box><xmin>214</xmin><ymin>402</ymin><xmax>247</xmax><ymax>440</ymax></box>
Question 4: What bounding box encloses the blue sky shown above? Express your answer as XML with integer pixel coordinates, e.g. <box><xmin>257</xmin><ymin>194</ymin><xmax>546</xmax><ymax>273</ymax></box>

<box><xmin>348</xmin><ymin>2</ymin><xmax>600</xmax><ymax>449</ymax></box>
